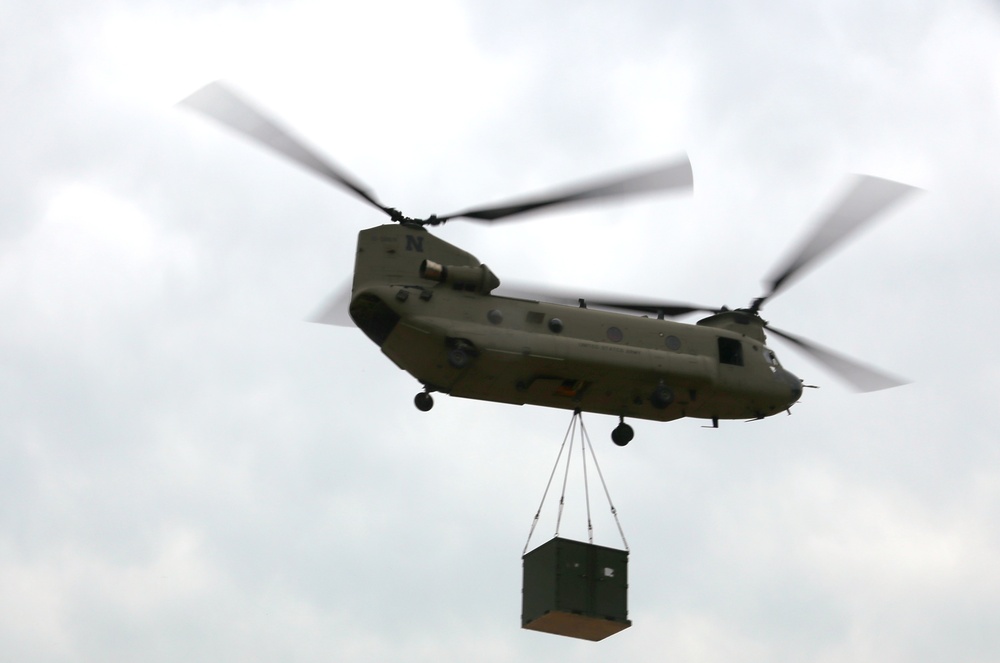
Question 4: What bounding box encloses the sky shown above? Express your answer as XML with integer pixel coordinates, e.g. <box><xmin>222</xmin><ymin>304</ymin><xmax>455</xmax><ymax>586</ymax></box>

<box><xmin>3</xmin><ymin>1</ymin><xmax>1000</xmax><ymax>661</ymax></box>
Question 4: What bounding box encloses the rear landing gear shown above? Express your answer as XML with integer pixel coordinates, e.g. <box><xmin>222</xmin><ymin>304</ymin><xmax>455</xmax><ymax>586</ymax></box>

<box><xmin>414</xmin><ymin>391</ymin><xmax>434</xmax><ymax>412</ymax></box>
<box><xmin>611</xmin><ymin>417</ymin><xmax>634</xmax><ymax>446</ymax></box>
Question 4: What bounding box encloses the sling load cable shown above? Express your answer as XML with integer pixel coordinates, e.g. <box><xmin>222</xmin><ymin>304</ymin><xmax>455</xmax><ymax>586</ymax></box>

<box><xmin>554</xmin><ymin>412</ymin><xmax>578</xmax><ymax>540</ymax></box>
<box><xmin>523</xmin><ymin>410</ymin><xmax>576</xmax><ymax>555</ymax></box>
<box><xmin>578</xmin><ymin>414</ymin><xmax>629</xmax><ymax>552</ymax></box>
<box><xmin>523</xmin><ymin>410</ymin><xmax>628</xmax><ymax>554</ymax></box>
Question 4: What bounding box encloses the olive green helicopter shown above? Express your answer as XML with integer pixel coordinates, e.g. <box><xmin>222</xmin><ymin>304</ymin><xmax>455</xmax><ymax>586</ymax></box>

<box><xmin>181</xmin><ymin>82</ymin><xmax>917</xmax><ymax>445</ymax></box>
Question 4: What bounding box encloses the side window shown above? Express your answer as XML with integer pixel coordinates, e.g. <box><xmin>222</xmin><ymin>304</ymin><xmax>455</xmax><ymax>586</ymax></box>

<box><xmin>718</xmin><ymin>337</ymin><xmax>744</xmax><ymax>366</ymax></box>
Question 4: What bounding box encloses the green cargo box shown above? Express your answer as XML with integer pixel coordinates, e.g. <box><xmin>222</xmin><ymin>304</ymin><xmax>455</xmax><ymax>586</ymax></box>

<box><xmin>521</xmin><ymin>537</ymin><xmax>631</xmax><ymax>641</ymax></box>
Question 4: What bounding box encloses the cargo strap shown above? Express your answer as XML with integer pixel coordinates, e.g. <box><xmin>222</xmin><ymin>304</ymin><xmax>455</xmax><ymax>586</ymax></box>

<box><xmin>523</xmin><ymin>411</ymin><xmax>629</xmax><ymax>554</ymax></box>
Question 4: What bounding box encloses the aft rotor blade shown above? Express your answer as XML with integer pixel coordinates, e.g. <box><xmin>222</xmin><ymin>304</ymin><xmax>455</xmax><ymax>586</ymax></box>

<box><xmin>180</xmin><ymin>81</ymin><xmax>393</xmax><ymax>218</ymax></box>
<box><xmin>766</xmin><ymin>325</ymin><xmax>908</xmax><ymax>392</ymax></box>
<box><xmin>497</xmin><ymin>282</ymin><xmax>712</xmax><ymax>317</ymax></box>
<box><xmin>758</xmin><ymin>175</ymin><xmax>919</xmax><ymax>308</ymax></box>
<box><xmin>309</xmin><ymin>281</ymin><xmax>355</xmax><ymax>327</ymax></box>
<box><xmin>437</xmin><ymin>156</ymin><xmax>693</xmax><ymax>223</ymax></box>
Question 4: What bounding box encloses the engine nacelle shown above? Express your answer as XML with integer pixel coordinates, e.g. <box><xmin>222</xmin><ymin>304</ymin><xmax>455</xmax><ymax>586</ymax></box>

<box><xmin>420</xmin><ymin>259</ymin><xmax>501</xmax><ymax>294</ymax></box>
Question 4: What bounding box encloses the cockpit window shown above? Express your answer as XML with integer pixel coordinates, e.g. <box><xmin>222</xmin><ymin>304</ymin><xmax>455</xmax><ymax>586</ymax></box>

<box><xmin>763</xmin><ymin>348</ymin><xmax>780</xmax><ymax>372</ymax></box>
<box><xmin>718</xmin><ymin>337</ymin><xmax>744</xmax><ymax>366</ymax></box>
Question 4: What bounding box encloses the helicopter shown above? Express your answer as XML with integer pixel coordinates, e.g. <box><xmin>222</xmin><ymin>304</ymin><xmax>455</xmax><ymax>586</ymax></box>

<box><xmin>180</xmin><ymin>81</ymin><xmax>918</xmax><ymax>445</ymax></box>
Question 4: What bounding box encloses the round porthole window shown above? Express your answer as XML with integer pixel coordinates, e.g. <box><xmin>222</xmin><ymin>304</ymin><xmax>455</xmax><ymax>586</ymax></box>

<box><xmin>487</xmin><ymin>309</ymin><xmax>503</xmax><ymax>324</ymax></box>
<box><xmin>665</xmin><ymin>335</ymin><xmax>681</xmax><ymax>350</ymax></box>
<box><xmin>548</xmin><ymin>317</ymin><xmax>564</xmax><ymax>333</ymax></box>
<box><xmin>607</xmin><ymin>326</ymin><xmax>623</xmax><ymax>342</ymax></box>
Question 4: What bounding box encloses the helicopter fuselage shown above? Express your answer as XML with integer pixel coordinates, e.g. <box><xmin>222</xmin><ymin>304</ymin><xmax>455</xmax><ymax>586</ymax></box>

<box><xmin>349</xmin><ymin>223</ymin><xmax>803</xmax><ymax>424</ymax></box>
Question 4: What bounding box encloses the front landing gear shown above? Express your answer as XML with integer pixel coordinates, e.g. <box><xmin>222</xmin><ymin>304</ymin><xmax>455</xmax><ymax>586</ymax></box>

<box><xmin>611</xmin><ymin>417</ymin><xmax>634</xmax><ymax>446</ymax></box>
<box><xmin>414</xmin><ymin>391</ymin><xmax>434</xmax><ymax>412</ymax></box>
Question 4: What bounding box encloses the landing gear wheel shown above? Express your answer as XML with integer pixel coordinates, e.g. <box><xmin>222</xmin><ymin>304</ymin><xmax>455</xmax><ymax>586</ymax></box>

<box><xmin>651</xmin><ymin>383</ymin><xmax>674</xmax><ymax>409</ymax></box>
<box><xmin>414</xmin><ymin>391</ymin><xmax>434</xmax><ymax>412</ymax></box>
<box><xmin>447</xmin><ymin>347</ymin><xmax>470</xmax><ymax>369</ymax></box>
<box><xmin>611</xmin><ymin>418</ymin><xmax>634</xmax><ymax>446</ymax></box>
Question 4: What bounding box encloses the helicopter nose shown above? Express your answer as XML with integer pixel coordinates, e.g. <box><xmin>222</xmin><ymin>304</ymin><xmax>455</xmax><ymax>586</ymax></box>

<box><xmin>777</xmin><ymin>368</ymin><xmax>803</xmax><ymax>403</ymax></box>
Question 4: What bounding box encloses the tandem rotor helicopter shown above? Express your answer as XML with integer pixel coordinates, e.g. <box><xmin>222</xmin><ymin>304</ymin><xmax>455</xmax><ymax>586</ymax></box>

<box><xmin>181</xmin><ymin>81</ymin><xmax>918</xmax><ymax>445</ymax></box>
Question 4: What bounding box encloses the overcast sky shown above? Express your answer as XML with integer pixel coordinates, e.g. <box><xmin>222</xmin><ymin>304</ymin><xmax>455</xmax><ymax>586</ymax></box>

<box><xmin>3</xmin><ymin>1</ymin><xmax>1000</xmax><ymax>661</ymax></box>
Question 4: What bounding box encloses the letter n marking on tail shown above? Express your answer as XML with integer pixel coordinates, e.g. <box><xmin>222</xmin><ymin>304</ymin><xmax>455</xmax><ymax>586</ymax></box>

<box><xmin>405</xmin><ymin>235</ymin><xmax>425</xmax><ymax>252</ymax></box>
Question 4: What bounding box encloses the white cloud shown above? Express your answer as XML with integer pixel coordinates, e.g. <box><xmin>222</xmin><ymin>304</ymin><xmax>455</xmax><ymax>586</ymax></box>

<box><xmin>3</xmin><ymin>0</ymin><xmax>1000</xmax><ymax>661</ymax></box>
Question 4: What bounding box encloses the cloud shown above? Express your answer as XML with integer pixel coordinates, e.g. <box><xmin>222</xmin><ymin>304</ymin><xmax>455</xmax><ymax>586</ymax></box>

<box><xmin>3</xmin><ymin>0</ymin><xmax>1000</xmax><ymax>661</ymax></box>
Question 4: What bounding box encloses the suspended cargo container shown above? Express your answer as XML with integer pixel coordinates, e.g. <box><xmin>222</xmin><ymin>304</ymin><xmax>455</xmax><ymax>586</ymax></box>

<box><xmin>521</xmin><ymin>536</ymin><xmax>631</xmax><ymax>641</ymax></box>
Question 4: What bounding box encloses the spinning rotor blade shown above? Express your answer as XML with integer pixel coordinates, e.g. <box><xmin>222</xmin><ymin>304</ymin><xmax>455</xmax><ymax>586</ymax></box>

<box><xmin>309</xmin><ymin>281</ymin><xmax>355</xmax><ymax>327</ymax></box>
<box><xmin>766</xmin><ymin>325</ymin><xmax>908</xmax><ymax>392</ymax></box>
<box><xmin>496</xmin><ymin>283</ymin><xmax>711</xmax><ymax>318</ymax></box>
<box><xmin>575</xmin><ymin>297</ymin><xmax>713</xmax><ymax>318</ymax></box>
<box><xmin>181</xmin><ymin>83</ymin><xmax>691</xmax><ymax>227</ymax></box>
<box><xmin>755</xmin><ymin>175</ymin><xmax>919</xmax><ymax>310</ymax></box>
<box><xmin>180</xmin><ymin>81</ymin><xmax>394</xmax><ymax>219</ymax></box>
<box><xmin>436</xmin><ymin>157</ymin><xmax>693</xmax><ymax>223</ymax></box>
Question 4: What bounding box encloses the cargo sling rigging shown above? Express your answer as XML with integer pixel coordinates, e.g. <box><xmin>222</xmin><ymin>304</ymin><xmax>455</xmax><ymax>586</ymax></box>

<box><xmin>523</xmin><ymin>410</ymin><xmax>629</xmax><ymax>555</ymax></box>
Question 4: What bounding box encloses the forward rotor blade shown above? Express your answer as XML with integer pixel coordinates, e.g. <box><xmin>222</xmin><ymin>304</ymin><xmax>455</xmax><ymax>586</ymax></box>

<box><xmin>578</xmin><ymin>298</ymin><xmax>713</xmax><ymax>317</ymax></box>
<box><xmin>309</xmin><ymin>281</ymin><xmax>355</xmax><ymax>327</ymax></box>
<box><xmin>759</xmin><ymin>175</ymin><xmax>919</xmax><ymax>307</ymax></box>
<box><xmin>437</xmin><ymin>156</ymin><xmax>693</xmax><ymax>223</ymax></box>
<box><xmin>180</xmin><ymin>81</ymin><xmax>392</xmax><ymax>218</ymax></box>
<box><xmin>766</xmin><ymin>325</ymin><xmax>908</xmax><ymax>392</ymax></box>
<box><xmin>496</xmin><ymin>282</ymin><xmax>712</xmax><ymax>317</ymax></box>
